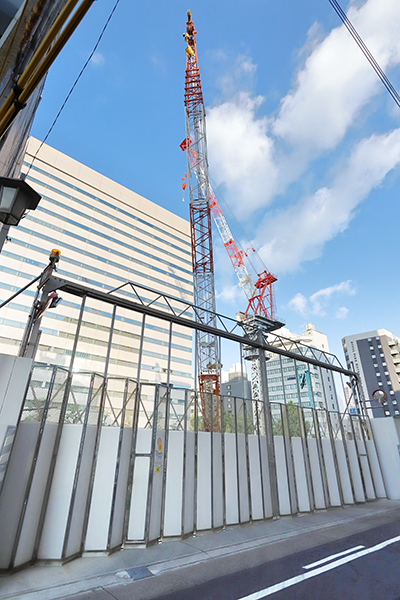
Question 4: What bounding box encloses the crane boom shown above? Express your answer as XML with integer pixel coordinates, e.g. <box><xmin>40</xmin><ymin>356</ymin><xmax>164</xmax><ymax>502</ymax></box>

<box><xmin>181</xmin><ymin>140</ymin><xmax>279</xmax><ymax>323</ymax></box>
<box><xmin>183</xmin><ymin>10</ymin><xmax>220</xmax><ymax>431</ymax></box>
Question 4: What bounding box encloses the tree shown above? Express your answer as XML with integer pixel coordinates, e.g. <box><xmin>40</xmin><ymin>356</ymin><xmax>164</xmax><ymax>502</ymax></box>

<box><xmin>272</xmin><ymin>402</ymin><xmax>311</xmax><ymax>438</ymax></box>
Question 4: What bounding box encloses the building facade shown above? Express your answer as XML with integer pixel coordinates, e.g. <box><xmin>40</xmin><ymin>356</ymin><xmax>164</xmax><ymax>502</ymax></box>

<box><xmin>266</xmin><ymin>323</ymin><xmax>340</xmax><ymax>412</ymax></box>
<box><xmin>221</xmin><ymin>363</ymin><xmax>251</xmax><ymax>413</ymax></box>
<box><xmin>342</xmin><ymin>329</ymin><xmax>400</xmax><ymax>418</ymax></box>
<box><xmin>0</xmin><ymin>137</ymin><xmax>194</xmax><ymax>388</ymax></box>
<box><xmin>0</xmin><ymin>0</ymin><xmax>69</xmax><ymax>251</ymax></box>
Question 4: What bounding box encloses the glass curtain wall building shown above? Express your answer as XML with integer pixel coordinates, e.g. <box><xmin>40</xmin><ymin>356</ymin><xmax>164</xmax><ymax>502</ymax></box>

<box><xmin>0</xmin><ymin>137</ymin><xmax>193</xmax><ymax>388</ymax></box>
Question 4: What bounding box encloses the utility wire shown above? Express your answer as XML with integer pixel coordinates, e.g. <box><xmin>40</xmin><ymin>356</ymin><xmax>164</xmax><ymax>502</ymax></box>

<box><xmin>328</xmin><ymin>0</ymin><xmax>400</xmax><ymax>108</ymax></box>
<box><xmin>25</xmin><ymin>0</ymin><xmax>121</xmax><ymax>177</ymax></box>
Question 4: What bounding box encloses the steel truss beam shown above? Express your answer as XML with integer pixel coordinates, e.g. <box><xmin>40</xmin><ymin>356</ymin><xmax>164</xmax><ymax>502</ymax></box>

<box><xmin>47</xmin><ymin>276</ymin><xmax>356</xmax><ymax>379</ymax></box>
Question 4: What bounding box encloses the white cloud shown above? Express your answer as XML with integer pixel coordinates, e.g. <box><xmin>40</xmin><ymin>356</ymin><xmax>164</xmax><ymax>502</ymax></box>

<box><xmin>256</xmin><ymin>128</ymin><xmax>400</xmax><ymax>273</ymax></box>
<box><xmin>212</xmin><ymin>52</ymin><xmax>257</xmax><ymax>98</ymax></box>
<box><xmin>288</xmin><ymin>280</ymin><xmax>355</xmax><ymax>317</ymax></box>
<box><xmin>216</xmin><ymin>284</ymin><xmax>243</xmax><ymax>304</ymax></box>
<box><xmin>273</xmin><ymin>0</ymin><xmax>400</xmax><ymax>152</ymax></box>
<box><xmin>336</xmin><ymin>306</ymin><xmax>349</xmax><ymax>319</ymax></box>
<box><xmin>206</xmin><ymin>0</ymin><xmax>400</xmax><ymax>273</ymax></box>
<box><xmin>310</xmin><ymin>281</ymin><xmax>355</xmax><ymax>315</ymax></box>
<box><xmin>287</xmin><ymin>293</ymin><xmax>308</xmax><ymax>317</ymax></box>
<box><xmin>90</xmin><ymin>52</ymin><xmax>105</xmax><ymax>67</ymax></box>
<box><xmin>207</xmin><ymin>93</ymin><xmax>277</xmax><ymax>215</ymax></box>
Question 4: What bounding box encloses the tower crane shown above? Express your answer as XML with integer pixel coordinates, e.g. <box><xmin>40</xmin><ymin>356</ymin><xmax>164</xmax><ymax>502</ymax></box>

<box><xmin>182</xmin><ymin>10</ymin><xmax>284</xmax><ymax>417</ymax></box>
<box><xmin>182</xmin><ymin>10</ymin><xmax>220</xmax><ymax>432</ymax></box>
<box><xmin>181</xmin><ymin>140</ymin><xmax>284</xmax><ymax>402</ymax></box>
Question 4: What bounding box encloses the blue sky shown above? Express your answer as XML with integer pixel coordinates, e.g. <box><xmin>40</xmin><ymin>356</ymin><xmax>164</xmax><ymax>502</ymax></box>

<box><xmin>30</xmin><ymin>0</ymin><xmax>400</xmax><ymax>363</ymax></box>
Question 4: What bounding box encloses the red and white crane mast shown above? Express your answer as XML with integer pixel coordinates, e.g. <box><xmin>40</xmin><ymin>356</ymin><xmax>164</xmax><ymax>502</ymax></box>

<box><xmin>183</xmin><ymin>10</ymin><xmax>220</xmax><ymax>429</ymax></box>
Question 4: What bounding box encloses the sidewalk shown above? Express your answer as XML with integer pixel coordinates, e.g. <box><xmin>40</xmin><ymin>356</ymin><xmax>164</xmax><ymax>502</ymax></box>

<box><xmin>1</xmin><ymin>499</ymin><xmax>400</xmax><ymax>600</ymax></box>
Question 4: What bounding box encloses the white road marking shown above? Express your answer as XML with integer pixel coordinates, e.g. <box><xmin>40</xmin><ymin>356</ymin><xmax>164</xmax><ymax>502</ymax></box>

<box><xmin>238</xmin><ymin>534</ymin><xmax>400</xmax><ymax>599</ymax></box>
<box><xmin>302</xmin><ymin>545</ymin><xmax>365</xmax><ymax>570</ymax></box>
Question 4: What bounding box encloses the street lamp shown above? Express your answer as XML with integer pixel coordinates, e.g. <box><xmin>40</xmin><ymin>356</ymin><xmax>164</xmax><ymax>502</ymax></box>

<box><xmin>0</xmin><ymin>177</ymin><xmax>41</xmax><ymax>225</ymax></box>
<box><xmin>0</xmin><ymin>176</ymin><xmax>41</xmax><ymax>251</ymax></box>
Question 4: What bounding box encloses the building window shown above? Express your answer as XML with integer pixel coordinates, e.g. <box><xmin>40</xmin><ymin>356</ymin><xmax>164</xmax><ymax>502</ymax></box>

<box><xmin>369</xmin><ymin>346</ymin><xmax>374</xmax><ymax>350</ymax></box>
<box><xmin>378</xmin><ymin>345</ymin><xmax>382</xmax><ymax>349</ymax></box>
<box><xmin>227</xmin><ymin>385</ymin><xmax>231</xmax><ymax>390</ymax></box>
<box><xmin>388</xmin><ymin>381</ymin><xmax>392</xmax><ymax>386</ymax></box>
<box><xmin>380</xmin><ymin>354</ymin><xmax>384</xmax><ymax>358</ymax></box>
<box><xmin>382</xmin><ymin>362</ymin><xmax>387</xmax><ymax>366</ymax></box>
<box><xmin>376</xmin><ymin>337</ymin><xmax>380</xmax><ymax>340</ymax></box>
<box><xmin>227</xmin><ymin>391</ymin><xmax>231</xmax><ymax>396</ymax></box>
<box><xmin>385</xmin><ymin>371</ymin><xmax>389</xmax><ymax>375</ymax></box>
<box><xmin>368</xmin><ymin>338</ymin><xmax>372</xmax><ymax>341</ymax></box>
<box><xmin>379</xmin><ymin>382</ymin><xmax>383</xmax><ymax>386</ymax></box>
<box><xmin>376</xmin><ymin>372</ymin><xmax>381</xmax><ymax>377</ymax></box>
<box><xmin>390</xmin><ymin>390</ymin><xmax>395</xmax><ymax>395</ymax></box>
<box><xmin>372</xmin><ymin>355</ymin><xmax>376</xmax><ymax>358</ymax></box>
<box><xmin>374</xmin><ymin>363</ymin><xmax>378</xmax><ymax>367</ymax></box>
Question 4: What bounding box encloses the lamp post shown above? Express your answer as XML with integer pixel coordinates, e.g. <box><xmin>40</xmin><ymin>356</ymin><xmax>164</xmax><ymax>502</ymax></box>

<box><xmin>0</xmin><ymin>176</ymin><xmax>41</xmax><ymax>251</ymax></box>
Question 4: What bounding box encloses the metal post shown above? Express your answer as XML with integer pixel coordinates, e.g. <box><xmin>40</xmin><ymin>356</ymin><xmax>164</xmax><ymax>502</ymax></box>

<box><xmin>181</xmin><ymin>389</ymin><xmax>189</xmax><ymax>537</ymax></box>
<box><xmin>257</xmin><ymin>338</ymin><xmax>279</xmax><ymax>518</ymax></box>
<box><xmin>312</xmin><ymin>407</ymin><xmax>330</xmax><ymax>508</ymax></box>
<box><xmin>33</xmin><ymin>295</ymin><xmax>87</xmax><ymax>561</ymax></box>
<box><xmin>349</xmin><ymin>414</ymin><xmax>368</xmax><ymax>500</ymax></box>
<box><xmin>281</xmin><ymin>403</ymin><xmax>299</xmax><ymax>515</ymax></box>
<box><xmin>293</xmin><ymin>360</ymin><xmax>304</xmax><ymax>406</ymax></box>
<box><xmin>210</xmin><ymin>380</ymin><xmax>214</xmax><ymax>529</ymax></box>
<box><xmin>123</xmin><ymin>313</ymin><xmax>146</xmax><ymax>542</ymax></box>
<box><xmin>0</xmin><ymin>223</ymin><xmax>10</xmax><ymax>252</ymax></box>
<box><xmin>319</xmin><ymin>367</ymin><xmax>344</xmax><ymax>507</ymax></box>
<box><xmin>279</xmin><ymin>355</ymin><xmax>287</xmax><ymax>406</ymax></box>
<box><xmin>9</xmin><ymin>365</ymin><xmax>58</xmax><ymax>569</ymax></box>
<box><xmin>107</xmin><ymin>376</ymin><xmax>130</xmax><ymax>551</ymax></box>
<box><xmin>243</xmin><ymin>396</ymin><xmax>252</xmax><ymax>522</ymax></box>
<box><xmin>220</xmin><ymin>393</ymin><xmax>226</xmax><ymax>529</ymax></box>
<box><xmin>80</xmin><ymin>304</ymin><xmax>117</xmax><ymax>553</ymax></box>
<box><xmin>193</xmin><ymin>388</ymin><xmax>198</xmax><ymax>535</ymax></box>
<box><xmin>160</xmin><ymin>322</ymin><xmax>173</xmax><ymax>541</ymax></box>
<box><xmin>325</xmin><ymin>409</ymin><xmax>344</xmax><ymax>507</ymax></box>
<box><xmin>298</xmin><ymin>405</ymin><xmax>316</xmax><ymax>513</ymax></box>
<box><xmin>144</xmin><ymin>385</ymin><xmax>160</xmax><ymax>544</ymax></box>
<box><xmin>62</xmin><ymin>372</ymin><xmax>98</xmax><ymax>561</ymax></box>
<box><xmin>234</xmin><ymin>394</ymin><xmax>241</xmax><ymax>523</ymax></box>
<box><xmin>337</xmin><ymin>407</ymin><xmax>357</xmax><ymax>504</ymax></box>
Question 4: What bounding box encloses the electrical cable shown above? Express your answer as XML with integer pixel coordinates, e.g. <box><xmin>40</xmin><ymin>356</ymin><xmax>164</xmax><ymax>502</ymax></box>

<box><xmin>328</xmin><ymin>0</ymin><xmax>400</xmax><ymax>108</ymax></box>
<box><xmin>25</xmin><ymin>0</ymin><xmax>121</xmax><ymax>177</ymax></box>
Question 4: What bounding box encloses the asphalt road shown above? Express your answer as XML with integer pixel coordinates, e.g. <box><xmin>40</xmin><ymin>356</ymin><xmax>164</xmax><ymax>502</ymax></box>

<box><xmin>154</xmin><ymin>519</ymin><xmax>400</xmax><ymax>600</ymax></box>
<box><xmin>70</xmin><ymin>507</ymin><xmax>400</xmax><ymax>600</ymax></box>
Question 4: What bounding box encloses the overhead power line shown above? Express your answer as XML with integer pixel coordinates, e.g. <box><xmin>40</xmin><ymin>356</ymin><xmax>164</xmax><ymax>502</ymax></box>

<box><xmin>328</xmin><ymin>0</ymin><xmax>400</xmax><ymax>108</ymax></box>
<box><xmin>26</xmin><ymin>0</ymin><xmax>121</xmax><ymax>176</ymax></box>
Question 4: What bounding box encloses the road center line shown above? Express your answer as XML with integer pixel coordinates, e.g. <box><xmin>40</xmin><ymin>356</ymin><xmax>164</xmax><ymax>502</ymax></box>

<box><xmin>302</xmin><ymin>545</ymin><xmax>365</xmax><ymax>570</ymax></box>
<box><xmin>238</xmin><ymin>534</ymin><xmax>400</xmax><ymax>600</ymax></box>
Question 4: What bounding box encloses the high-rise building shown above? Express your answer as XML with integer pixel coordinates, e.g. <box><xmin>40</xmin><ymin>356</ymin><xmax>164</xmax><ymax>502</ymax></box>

<box><xmin>342</xmin><ymin>329</ymin><xmax>400</xmax><ymax>418</ymax></box>
<box><xmin>221</xmin><ymin>363</ymin><xmax>251</xmax><ymax>411</ymax></box>
<box><xmin>0</xmin><ymin>137</ymin><xmax>194</xmax><ymax>387</ymax></box>
<box><xmin>266</xmin><ymin>323</ymin><xmax>340</xmax><ymax>412</ymax></box>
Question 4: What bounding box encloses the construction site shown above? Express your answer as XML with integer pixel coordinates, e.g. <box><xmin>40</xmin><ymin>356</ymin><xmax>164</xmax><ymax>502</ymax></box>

<box><xmin>0</xmin><ymin>4</ymin><xmax>400</xmax><ymax>600</ymax></box>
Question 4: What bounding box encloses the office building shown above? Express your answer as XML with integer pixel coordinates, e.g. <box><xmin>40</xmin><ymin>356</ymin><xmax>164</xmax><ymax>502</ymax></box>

<box><xmin>266</xmin><ymin>323</ymin><xmax>340</xmax><ymax>412</ymax></box>
<box><xmin>221</xmin><ymin>363</ymin><xmax>251</xmax><ymax>412</ymax></box>
<box><xmin>0</xmin><ymin>137</ymin><xmax>194</xmax><ymax>388</ymax></box>
<box><xmin>342</xmin><ymin>329</ymin><xmax>400</xmax><ymax>418</ymax></box>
